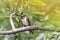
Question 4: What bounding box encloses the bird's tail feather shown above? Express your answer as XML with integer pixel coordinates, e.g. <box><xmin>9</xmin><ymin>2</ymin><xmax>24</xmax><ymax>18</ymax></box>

<box><xmin>25</xmin><ymin>31</ymin><xmax>30</xmax><ymax>34</ymax></box>
<box><xmin>25</xmin><ymin>31</ymin><xmax>33</xmax><ymax>34</ymax></box>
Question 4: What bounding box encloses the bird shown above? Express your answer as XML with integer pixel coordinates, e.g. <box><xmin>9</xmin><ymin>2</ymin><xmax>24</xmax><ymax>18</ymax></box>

<box><xmin>20</xmin><ymin>12</ymin><xmax>30</xmax><ymax>26</ymax></box>
<box><xmin>20</xmin><ymin>12</ymin><xmax>32</xmax><ymax>34</ymax></box>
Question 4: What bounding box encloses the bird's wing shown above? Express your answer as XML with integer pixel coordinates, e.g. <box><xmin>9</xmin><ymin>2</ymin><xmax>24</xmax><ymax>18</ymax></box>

<box><xmin>27</xmin><ymin>17</ymin><xmax>31</xmax><ymax>26</ymax></box>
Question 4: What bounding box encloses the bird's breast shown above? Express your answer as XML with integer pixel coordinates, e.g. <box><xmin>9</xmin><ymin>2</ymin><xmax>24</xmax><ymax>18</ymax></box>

<box><xmin>21</xmin><ymin>17</ymin><xmax>29</xmax><ymax>25</ymax></box>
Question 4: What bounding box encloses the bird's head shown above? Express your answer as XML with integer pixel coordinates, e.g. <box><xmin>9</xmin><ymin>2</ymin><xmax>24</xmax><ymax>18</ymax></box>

<box><xmin>21</xmin><ymin>12</ymin><xmax>26</xmax><ymax>19</ymax></box>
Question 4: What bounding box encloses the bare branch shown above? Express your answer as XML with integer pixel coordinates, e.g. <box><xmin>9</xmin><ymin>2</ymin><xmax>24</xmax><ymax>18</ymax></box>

<box><xmin>10</xmin><ymin>0</ymin><xmax>19</xmax><ymax>31</ymax></box>
<box><xmin>10</xmin><ymin>12</ymin><xmax>15</xmax><ymax>31</ymax></box>
<box><xmin>0</xmin><ymin>25</ymin><xmax>60</xmax><ymax>35</ymax></box>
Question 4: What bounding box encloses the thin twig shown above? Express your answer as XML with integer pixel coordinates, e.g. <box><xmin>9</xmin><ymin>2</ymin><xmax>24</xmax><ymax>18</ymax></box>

<box><xmin>14</xmin><ymin>0</ymin><xmax>19</xmax><ymax>13</ymax></box>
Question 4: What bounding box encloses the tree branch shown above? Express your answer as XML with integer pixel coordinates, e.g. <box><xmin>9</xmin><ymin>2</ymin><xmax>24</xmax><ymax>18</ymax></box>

<box><xmin>10</xmin><ymin>12</ymin><xmax>15</xmax><ymax>31</ymax></box>
<box><xmin>0</xmin><ymin>25</ymin><xmax>60</xmax><ymax>35</ymax></box>
<box><xmin>10</xmin><ymin>0</ymin><xmax>19</xmax><ymax>31</ymax></box>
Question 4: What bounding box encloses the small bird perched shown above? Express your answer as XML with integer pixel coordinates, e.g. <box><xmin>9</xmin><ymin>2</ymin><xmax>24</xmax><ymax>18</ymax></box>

<box><xmin>20</xmin><ymin>12</ymin><xmax>32</xmax><ymax>34</ymax></box>
<box><xmin>20</xmin><ymin>12</ymin><xmax>30</xmax><ymax>26</ymax></box>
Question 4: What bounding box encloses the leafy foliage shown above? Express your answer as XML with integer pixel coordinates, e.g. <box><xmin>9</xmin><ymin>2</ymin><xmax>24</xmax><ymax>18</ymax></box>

<box><xmin>0</xmin><ymin>0</ymin><xmax>60</xmax><ymax>40</ymax></box>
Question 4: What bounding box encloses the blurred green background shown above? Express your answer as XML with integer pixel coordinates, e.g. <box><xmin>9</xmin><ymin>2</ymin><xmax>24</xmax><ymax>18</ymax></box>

<box><xmin>0</xmin><ymin>0</ymin><xmax>60</xmax><ymax>40</ymax></box>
